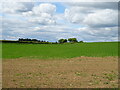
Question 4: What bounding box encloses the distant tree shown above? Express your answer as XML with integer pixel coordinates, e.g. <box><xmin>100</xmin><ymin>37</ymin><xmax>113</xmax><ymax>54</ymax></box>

<box><xmin>68</xmin><ymin>38</ymin><xmax>72</xmax><ymax>42</ymax></box>
<box><xmin>18</xmin><ymin>38</ymin><xmax>21</xmax><ymax>41</ymax></box>
<box><xmin>63</xmin><ymin>39</ymin><xmax>67</xmax><ymax>43</ymax></box>
<box><xmin>18</xmin><ymin>38</ymin><xmax>24</xmax><ymax>41</ymax></box>
<box><xmin>68</xmin><ymin>38</ymin><xmax>78</xmax><ymax>43</ymax></box>
<box><xmin>58</xmin><ymin>39</ymin><xmax>67</xmax><ymax>43</ymax></box>
<box><xmin>58</xmin><ymin>39</ymin><xmax>64</xmax><ymax>43</ymax></box>
<box><xmin>79</xmin><ymin>41</ymin><xmax>84</xmax><ymax>43</ymax></box>
<box><xmin>32</xmin><ymin>39</ymin><xmax>37</xmax><ymax>41</ymax></box>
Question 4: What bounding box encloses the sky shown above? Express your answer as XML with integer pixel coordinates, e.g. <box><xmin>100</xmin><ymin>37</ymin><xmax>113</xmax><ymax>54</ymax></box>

<box><xmin>0</xmin><ymin>2</ymin><xmax>118</xmax><ymax>42</ymax></box>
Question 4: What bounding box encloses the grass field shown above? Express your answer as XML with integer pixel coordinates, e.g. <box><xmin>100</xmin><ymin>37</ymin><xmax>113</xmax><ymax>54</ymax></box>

<box><xmin>2</xmin><ymin>42</ymin><xmax>118</xmax><ymax>59</ymax></box>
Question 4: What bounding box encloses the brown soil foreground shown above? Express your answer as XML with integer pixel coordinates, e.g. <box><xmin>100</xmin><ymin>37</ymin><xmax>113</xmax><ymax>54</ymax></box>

<box><xmin>2</xmin><ymin>57</ymin><xmax>118</xmax><ymax>88</ymax></box>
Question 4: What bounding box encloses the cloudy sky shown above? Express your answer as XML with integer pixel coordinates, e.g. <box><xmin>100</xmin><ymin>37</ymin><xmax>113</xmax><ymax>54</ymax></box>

<box><xmin>0</xmin><ymin>2</ymin><xmax>118</xmax><ymax>42</ymax></box>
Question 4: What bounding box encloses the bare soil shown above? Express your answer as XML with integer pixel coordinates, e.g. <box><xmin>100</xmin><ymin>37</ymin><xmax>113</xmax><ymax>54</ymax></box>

<box><xmin>2</xmin><ymin>57</ymin><xmax>118</xmax><ymax>88</ymax></box>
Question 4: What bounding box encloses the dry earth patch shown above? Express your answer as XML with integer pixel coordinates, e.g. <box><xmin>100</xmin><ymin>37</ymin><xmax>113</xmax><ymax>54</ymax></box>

<box><xmin>2</xmin><ymin>57</ymin><xmax>118</xmax><ymax>88</ymax></box>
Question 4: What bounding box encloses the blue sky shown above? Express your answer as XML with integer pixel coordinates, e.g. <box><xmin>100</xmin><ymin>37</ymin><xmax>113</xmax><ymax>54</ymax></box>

<box><xmin>1</xmin><ymin>2</ymin><xmax>118</xmax><ymax>42</ymax></box>
<box><xmin>53</xmin><ymin>3</ymin><xmax>66</xmax><ymax>13</ymax></box>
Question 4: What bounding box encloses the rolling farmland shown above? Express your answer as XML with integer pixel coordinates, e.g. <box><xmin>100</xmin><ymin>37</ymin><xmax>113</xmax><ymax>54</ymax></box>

<box><xmin>2</xmin><ymin>42</ymin><xmax>119</xmax><ymax>88</ymax></box>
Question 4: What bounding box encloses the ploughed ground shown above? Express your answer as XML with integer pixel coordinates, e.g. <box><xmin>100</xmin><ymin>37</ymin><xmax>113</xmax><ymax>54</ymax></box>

<box><xmin>2</xmin><ymin>57</ymin><xmax>118</xmax><ymax>88</ymax></box>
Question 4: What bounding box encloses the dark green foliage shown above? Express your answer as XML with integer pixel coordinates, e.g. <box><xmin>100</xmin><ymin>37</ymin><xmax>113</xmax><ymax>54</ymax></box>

<box><xmin>0</xmin><ymin>40</ymin><xmax>19</xmax><ymax>43</ymax></box>
<box><xmin>58</xmin><ymin>39</ymin><xmax>67</xmax><ymax>43</ymax></box>
<box><xmin>18</xmin><ymin>38</ymin><xmax>52</xmax><ymax>44</ymax></box>
<box><xmin>68</xmin><ymin>38</ymin><xmax>78</xmax><ymax>43</ymax></box>
<box><xmin>79</xmin><ymin>41</ymin><xmax>84</xmax><ymax>43</ymax></box>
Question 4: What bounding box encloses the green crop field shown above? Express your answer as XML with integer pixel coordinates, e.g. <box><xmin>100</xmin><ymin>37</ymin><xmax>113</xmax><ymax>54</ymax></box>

<box><xmin>1</xmin><ymin>42</ymin><xmax>118</xmax><ymax>59</ymax></box>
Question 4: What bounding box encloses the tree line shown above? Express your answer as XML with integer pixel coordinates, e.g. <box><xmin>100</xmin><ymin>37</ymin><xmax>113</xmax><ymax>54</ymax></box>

<box><xmin>19</xmin><ymin>38</ymin><xmax>48</xmax><ymax>43</ymax></box>
<box><xmin>18</xmin><ymin>38</ymin><xmax>83</xmax><ymax>44</ymax></box>
<box><xmin>1</xmin><ymin>38</ymin><xmax>83</xmax><ymax>44</ymax></box>
<box><xmin>18</xmin><ymin>38</ymin><xmax>50</xmax><ymax>44</ymax></box>
<box><xmin>58</xmin><ymin>38</ymin><xmax>83</xmax><ymax>43</ymax></box>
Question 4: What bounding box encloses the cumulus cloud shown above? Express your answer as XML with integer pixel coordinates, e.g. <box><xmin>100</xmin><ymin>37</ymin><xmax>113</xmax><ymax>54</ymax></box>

<box><xmin>32</xmin><ymin>3</ymin><xmax>56</xmax><ymax>15</ymax></box>
<box><xmin>22</xmin><ymin>3</ymin><xmax>56</xmax><ymax>25</ymax></box>
<box><xmin>64</xmin><ymin>2</ymin><xmax>118</xmax><ymax>28</ymax></box>
<box><xmin>83</xmin><ymin>9</ymin><xmax>118</xmax><ymax>28</ymax></box>
<box><xmin>64</xmin><ymin>4</ymin><xmax>98</xmax><ymax>24</ymax></box>
<box><xmin>64</xmin><ymin>7</ymin><xmax>86</xmax><ymax>24</ymax></box>
<box><xmin>2</xmin><ymin>2</ymin><xmax>34</xmax><ymax>14</ymax></box>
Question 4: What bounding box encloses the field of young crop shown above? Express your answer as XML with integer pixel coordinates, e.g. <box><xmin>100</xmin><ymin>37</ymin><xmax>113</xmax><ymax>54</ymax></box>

<box><xmin>2</xmin><ymin>42</ymin><xmax>118</xmax><ymax>59</ymax></box>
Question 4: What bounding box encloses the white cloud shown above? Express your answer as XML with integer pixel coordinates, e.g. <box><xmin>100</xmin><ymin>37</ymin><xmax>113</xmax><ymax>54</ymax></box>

<box><xmin>64</xmin><ymin>2</ymin><xmax>118</xmax><ymax>29</ymax></box>
<box><xmin>83</xmin><ymin>9</ymin><xmax>118</xmax><ymax>27</ymax></box>
<box><xmin>22</xmin><ymin>11</ymin><xmax>33</xmax><ymax>16</ymax></box>
<box><xmin>64</xmin><ymin>7</ymin><xmax>87</xmax><ymax>24</ymax></box>
<box><xmin>32</xmin><ymin>3</ymin><xmax>56</xmax><ymax>15</ymax></box>
<box><xmin>27</xmin><ymin>16</ymin><xmax>56</xmax><ymax>25</ymax></box>
<box><xmin>33</xmin><ymin>25</ymin><xmax>71</xmax><ymax>32</ymax></box>
<box><xmin>77</xmin><ymin>26</ymin><xmax>118</xmax><ymax>42</ymax></box>
<box><xmin>2</xmin><ymin>2</ymin><xmax>34</xmax><ymax>14</ymax></box>
<box><xmin>22</xmin><ymin>3</ymin><xmax>56</xmax><ymax>25</ymax></box>
<box><xmin>23</xmin><ymin>3</ymin><xmax>57</xmax><ymax>18</ymax></box>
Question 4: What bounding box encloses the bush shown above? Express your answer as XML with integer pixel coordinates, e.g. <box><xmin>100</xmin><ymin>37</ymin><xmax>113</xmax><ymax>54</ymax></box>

<box><xmin>79</xmin><ymin>41</ymin><xmax>84</xmax><ymax>43</ymax></box>
<box><xmin>58</xmin><ymin>39</ymin><xmax>67</xmax><ymax>43</ymax></box>
<box><xmin>68</xmin><ymin>38</ymin><xmax>78</xmax><ymax>43</ymax></box>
